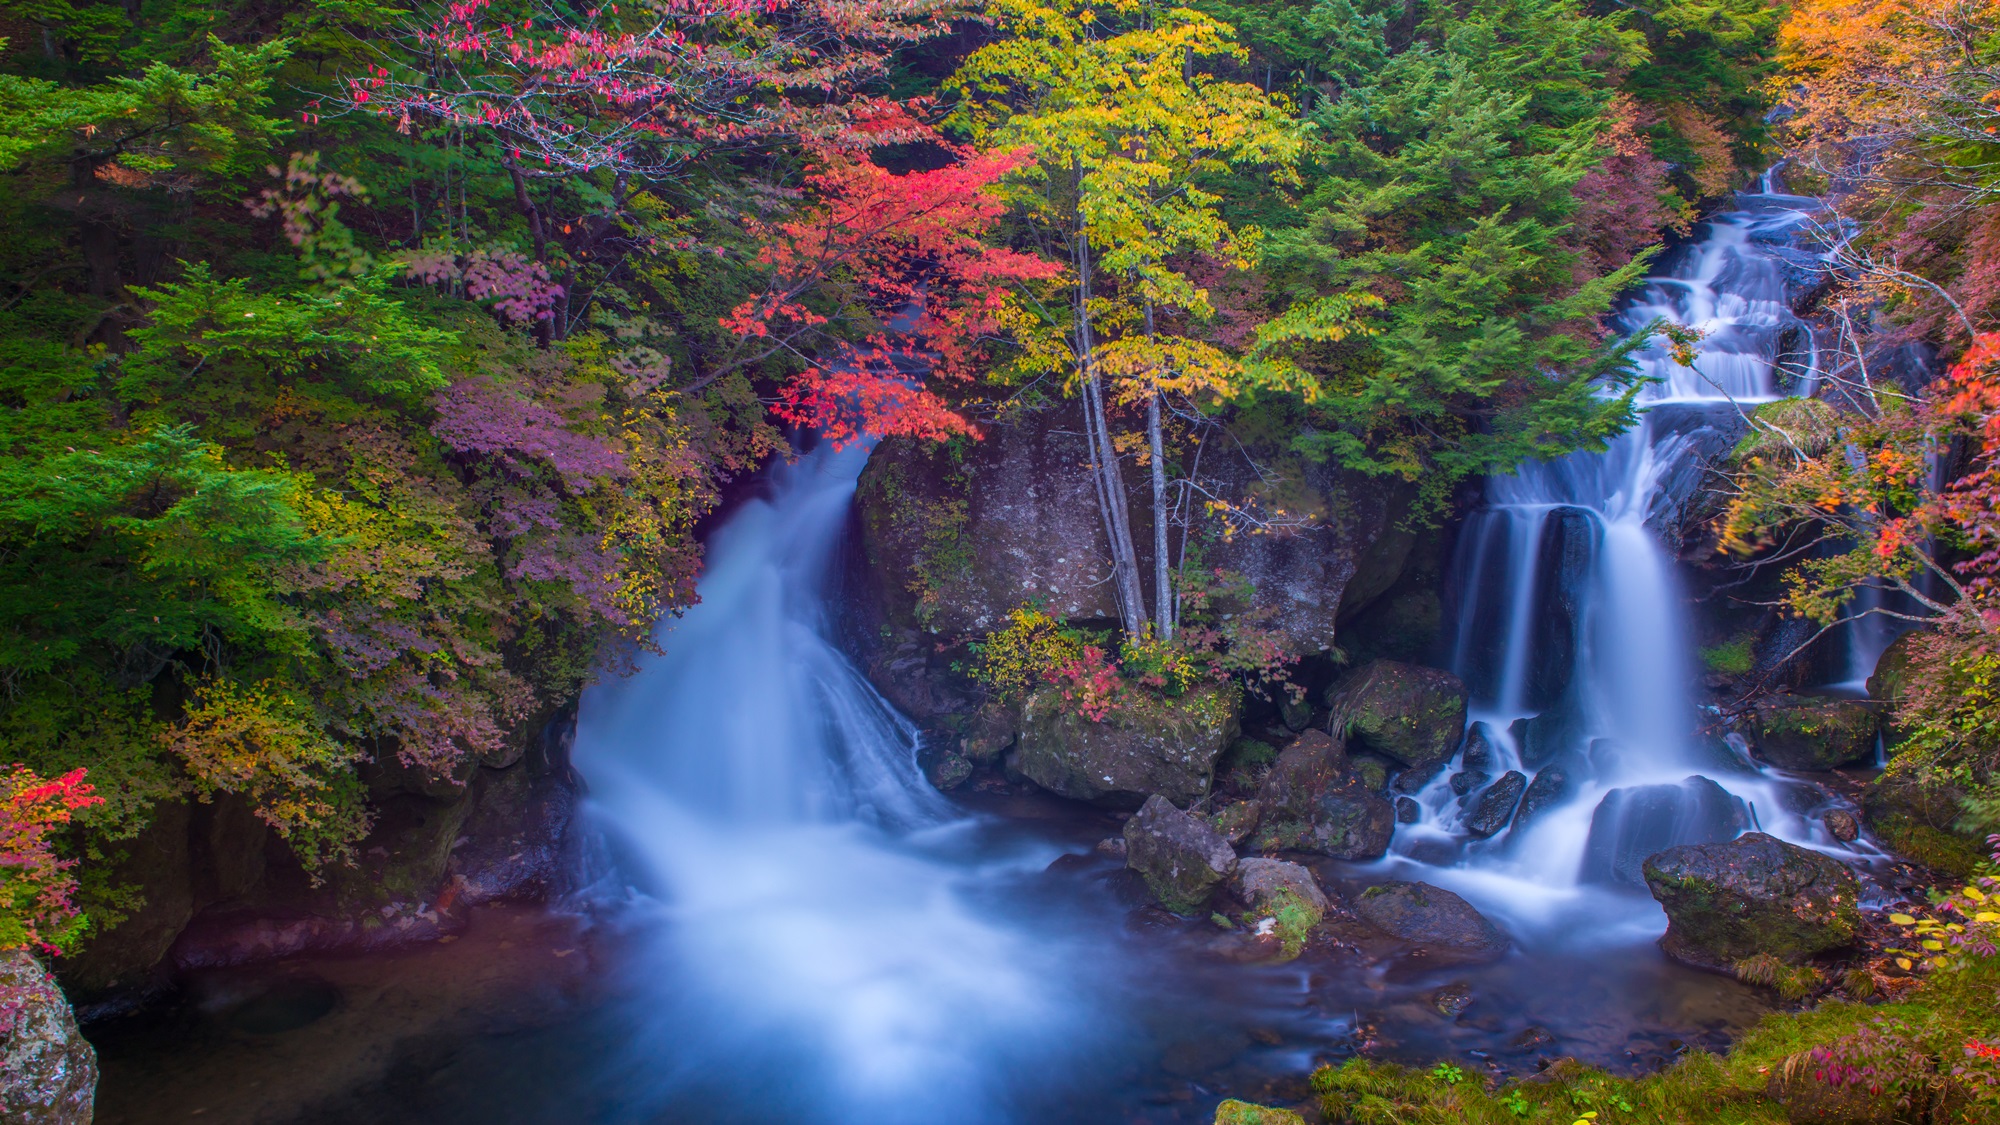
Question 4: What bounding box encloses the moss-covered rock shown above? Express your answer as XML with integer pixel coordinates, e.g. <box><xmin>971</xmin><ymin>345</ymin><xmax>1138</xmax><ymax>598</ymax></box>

<box><xmin>1752</xmin><ymin>695</ymin><xmax>1879</xmax><ymax>771</ymax></box>
<box><xmin>1213</xmin><ymin>1098</ymin><xmax>1307</xmax><ymax>1125</ymax></box>
<box><xmin>1866</xmin><ymin>630</ymin><xmax>1920</xmax><ymax>752</ymax></box>
<box><xmin>1326</xmin><ymin>660</ymin><xmax>1468</xmax><ymax>771</ymax></box>
<box><xmin>1250</xmin><ymin>731</ymin><xmax>1395</xmax><ymax>859</ymax></box>
<box><xmin>1642</xmin><ymin>832</ymin><xmax>1861</xmax><ymax>971</ymax></box>
<box><xmin>1011</xmin><ymin>683</ymin><xmax>1241</xmax><ymax>807</ymax></box>
<box><xmin>1124</xmin><ymin>795</ymin><xmax>1238</xmax><ymax>914</ymax></box>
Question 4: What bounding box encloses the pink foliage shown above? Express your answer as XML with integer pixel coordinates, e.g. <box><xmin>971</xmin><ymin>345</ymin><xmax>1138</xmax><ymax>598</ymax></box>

<box><xmin>1568</xmin><ymin>96</ymin><xmax>1685</xmax><ymax>281</ymax></box>
<box><xmin>432</xmin><ymin>378</ymin><xmax>629</xmax><ymax>490</ymax></box>
<box><xmin>401</xmin><ymin>247</ymin><xmax>565</xmax><ymax>323</ymax></box>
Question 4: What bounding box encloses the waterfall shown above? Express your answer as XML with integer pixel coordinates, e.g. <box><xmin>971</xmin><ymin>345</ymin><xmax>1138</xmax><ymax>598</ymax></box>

<box><xmin>1387</xmin><ymin>179</ymin><xmax>1870</xmax><ymax>935</ymax></box>
<box><xmin>571</xmin><ymin>443</ymin><xmax>1099</xmax><ymax>1125</ymax></box>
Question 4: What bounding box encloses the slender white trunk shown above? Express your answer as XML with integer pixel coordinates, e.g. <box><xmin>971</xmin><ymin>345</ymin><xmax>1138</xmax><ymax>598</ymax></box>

<box><xmin>1145</xmin><ymin>301</ymin><xmax>1171</xmax><ymax>641</ymax></box>
<box><xmin>1074</xmin><ymin>226</ymin><xmax>1147</xmax><ymax>635</ymax></box>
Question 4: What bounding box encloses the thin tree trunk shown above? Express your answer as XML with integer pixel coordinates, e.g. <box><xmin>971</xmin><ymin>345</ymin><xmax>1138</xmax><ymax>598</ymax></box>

<box><xmin>1074</xmin><ymin>226</ymin><xmax>1147</xmax><ymax>634</ymax></box>
<box><xmin>505</xmin><ymin>160</ymin><xmax>555</xmax><ymax>347</ymax></box>
<box><xmin>1145</xmin><ymin>300</ymin><xmax>1171</xmax><ymax>641</ymax></box>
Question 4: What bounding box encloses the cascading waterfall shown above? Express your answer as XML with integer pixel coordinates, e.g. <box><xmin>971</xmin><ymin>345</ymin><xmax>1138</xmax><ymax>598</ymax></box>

<box><xmin>1387</xmin><ymin>179</ymin><xmax>1872</xmax><ymax>934</ymax></box>
<box><xmin>571</xmin><ymin>443</ymin><xmax>1101</xmax><ymax>1125</ymax></box>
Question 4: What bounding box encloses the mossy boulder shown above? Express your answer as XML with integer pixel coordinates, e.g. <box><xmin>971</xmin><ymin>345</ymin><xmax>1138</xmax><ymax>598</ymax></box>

<box><xmin>1250</xmin><ymin>730</ymin><xmax>1395</xmax><ymax>860</ymax></box>
<box><xmin>1642</xmin><ymin>832</ymin><xmax>1862</xmax><ymax>971</ymax></box>
<box><xmin>1123</xmin><ymin>795</ymin><xmax>1238</xmax><ymax>914</ymax></box>
<box><xmin>1213</xmin><ymin>1099</ymin><xmax>1306</xmax><ymax>1125</ymax></box>
<box><xmin>1752</xmin><ymin>695</ymin><xmax>1878</xmax><ymax>771</ymax></box>
<box><xmin>1353</xmin><ymin>880</ymin><xmax>1508</xmax><ymax>961</ymax></box>
<box><xmin>1326</xmin><ymin>660</ymin><xmax>1468</xmax><ymax>771</ymax></box>
<box><xmin>1011</xmin><ymin>683</ymin><xmax>1241</xmax><ymax>807</ymax></box>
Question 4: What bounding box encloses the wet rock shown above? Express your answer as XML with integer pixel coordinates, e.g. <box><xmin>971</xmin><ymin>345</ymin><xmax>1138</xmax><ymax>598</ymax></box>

<box><xmin>1753</xmin><ymin>695</ymin><xmax>1879</xmax><ymax>771</ymax></box>
<box><xmin>1865</xmin><ymin>631</ymin><xmax>1918</xmax><ymax>753</ymax></box>
<box><xmin>448</xmin><ymin>756</ymin><xmax>578</xmax><ymax>907</ymax></box>
<box><xmin>1250</xmin><ymin>731</ymin><xmax>1394</xmax><ymax>860</ymax></box>
<box><xmin>1430</xmin><ymin>982</ymin><xmax>1475</xmax><ymax>1018</ymax></box>
<box><xmin>1233</xmin><ymin>858</ymin><xmax>1329</xmax><ymax>917</ymax></box>
<box><xmin>1525</xmin><ymin>507</ymin><xmax>1595</xmax><ymax>707</ymax></box>
<box><xmin>1465</xmin><ymin>770</ymin><xmax>1527</xmax><ymax>838</ymax></box>
<box><xmin>1823</xmin><ymin>808</ymin><xmax>1860</xmax><ymax>843</ymax></box>
<box><xmin>1642</xmin><ymin>831</ymin><xmax>1862</xmax><ymax>971</ymax></box>
<box><xmin>1123</xmin><ymin>795</ymin><xmax>1238</xmax><ymax>914</ymax></box>
<box><xmin>1279</xmin><ymin>694</ymin><xmax>1314</xmax><ymax>732</ymax></box>
<box><xmin>1521</xmin><ymin>702</ymin><xmax>1585</xmax><ymax>769</ymax></box>
<box><xmin>1325</xmin><ymin>660</ymin><xmax>1469</xmax><ymax>771</ymax></box>
<box><xmin>1510</xmin><ymin>767</ymin><xmax>1569</xmax><ymax>836</ymax></box>
<box><xmin>1450</xmin><ymin>770</ymin><xmax>1491</xmax><ymax>796</ymax></box>
<box><xmin>0</xmin><ymin>952</ymin><xmax>95</xmax><ymax>1124</ymax></box>
<box><xmin>1209</xmin><ymin>800</ymin><xmax>1262</xmax><ymax>846</ymax></box>
<box><xmin>1350</xmin><ymin>754</ymin><xmax>1392</xmax><ymax>792</ymax></box>
<box><xmin>1395</xmin><ymin>796</ymin><xmax>1421</xmax><ymax>824</ymax></box>
<box><xmin>1582</xmin><ymin>776</ymin><xmax>1749</xmax><ymax>886</ymax></box>
<box><xmin>927</xmin><ymin>753</ymin><xmax>973</xmax><ymax>791</ymax></box>
<box><xmin>1353</xmin><ymin>880</ymin><xmax>1509</xmax><ymax>961</ymax></box>
<box><xmin>1011</xmin><ymin>682</ymin><xmax>1241</xmax><ymax>807</ymax></box>
<box><xmin>960</xmin><ymin>702</ymin><xmax>1020</xmax><ymax>764</ymax></box>
<box><xmin>1460</xmin><ymin>725</ymin><xmax>1497</xmax><ymax>772</ymax></box>
<box><xmin>1096</xmin><ymin>836</ymin><xmax>1128</xmax><ymax>860</ymax></box>
<box><xmin>1510</xmin><ymin>1026</ymin><xmax>1557</xmax><ymax>1054</ymax></box>
<box><xmin>1213</xmin><ymin>1098</ymin><xmax>1306</xmax><ymax>1125</ymax></box>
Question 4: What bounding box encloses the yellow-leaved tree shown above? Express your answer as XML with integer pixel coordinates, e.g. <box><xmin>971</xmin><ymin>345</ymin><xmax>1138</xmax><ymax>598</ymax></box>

<box><xmin>950</xmin><ymin>0</ymin><xmax>1351</xmax><ymax>640</ymax></box>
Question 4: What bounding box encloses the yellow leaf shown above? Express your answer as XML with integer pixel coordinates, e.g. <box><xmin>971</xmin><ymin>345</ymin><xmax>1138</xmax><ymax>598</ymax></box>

<box><xmin>1966</xmin><ymin>886</ymin><xmax>1988</xmax><ymax>902</ymax></box>
<box><xmin>1896</xmin><ymin>957</ymin><xmax>1913</xmax><ymax>970</ymax></box>
<box><xmin>1975</xmin><ymin>912</ymin><xmax>2000</xmax><ymax>922</ymax></box>
<box><xmin>1889</xmin><ymin>913</ymin><xmax>1917</xmax><ymax>925</ymax></box>
<box><xmin>1922</xmin><ymin>940</ymin><xmax>1945</xmax><ymax>951</ymax></box>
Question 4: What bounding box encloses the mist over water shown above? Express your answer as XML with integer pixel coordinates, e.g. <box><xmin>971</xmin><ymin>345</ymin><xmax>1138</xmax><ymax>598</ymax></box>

<box><xmin>573</xmin><ymin>444</ymin><xmax>1108</xmax><ymax>1124</ymax></box>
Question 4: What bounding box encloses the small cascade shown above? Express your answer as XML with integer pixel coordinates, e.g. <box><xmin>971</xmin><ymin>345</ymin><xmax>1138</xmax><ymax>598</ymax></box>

<box><xmin>1388</xmin><ymin>179</ymin><xmax>1871</xmax><ymax>933</ymax></box>
<box><xmin>572</xmin><ymin>443</ymin><xmax>1096</xmax><ymax>1125</ymax></box>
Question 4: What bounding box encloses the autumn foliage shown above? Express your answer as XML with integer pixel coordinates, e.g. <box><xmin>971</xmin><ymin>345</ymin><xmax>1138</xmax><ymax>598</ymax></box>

<box><xmin>0</xmin><ymin>768</ymin><xmax>100</xmax><ymax>955</ymax></box>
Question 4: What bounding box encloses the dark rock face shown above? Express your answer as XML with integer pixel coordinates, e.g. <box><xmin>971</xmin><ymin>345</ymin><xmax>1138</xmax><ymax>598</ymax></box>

<box><xmin>1510</xmin><ymin>767</ymin><xmax>1569</xmax><ymax>836</ymax></box>
<box><xmin>1582</xmin><ymin>776</ymin><xmax>1749</xmax><ymax>886</ymax></box>
<box><xmin>1233</xmin><ymin>857</ymin><xmax>1329</xmax><ymax>917</ymax></box>
<box><xmin>1465</xmin><ymin>770</ymin><xmax>1527</xmax><ymax>838</ymax></box>
<box><xmin>1395</xmin><ymin>797</ymin><xmax>1420</xmax><ymax>824</ymax></box>
<box><xmin>1526</xmin><ymin>507</ymin><xmax>1595</xmax><ymax>709</ymax></box>
<box><xmin>60</xmin><ymin>799</ymin><xmax>193</xmax><ymax>999</ymax></box>
<box><xmin>1210</xmin><ymin>800</ymin><xmax>1262</xmax><ymax>846</ymax></box>
<box><xmin>855</xmin><ymin>407</ymin><xmax>1413</xmax><ymax>655</ymax></box>
<box><xmin>1250</xmin><ymin>731</ymin><xmax>1395</xmax><ymax>860</ymax></box>
<box><xmin>0</xmin><ymin>952</ymin><xmax>96</xmax><ymax>1124</ymax></box>
<box><xmin>1753</xmin><ymin>695</ymin><xmax>1879</xmax><ymax>771</ymax></box>
<box><xmin>1010</xmin><ymin>683</ymin><xmax>1241</xmax><ymax>807</ymax></box>
<box><xmin>1326</xmin><ymin>660</ymin><xmax>1468</xmax><ymax>771</ymax></box>
<box><xmin>1823</xmin><ymin>808</ymin><xmax>1860</xmax><ymax>843</ymax></box>
<box><xmin>1642</xmin><ymin>831</ymin><xmax>1862</xmax><ymax>970</ymax></box>
<box><xmin>1353</xmin><ymin>881</ymin><xmax>1508</xmax><ymax>961</ymax></box>
<box><xmin>1123</xmin><ymin>795</ymin><xmax>1238</xmax><ymax>914</ymax></box>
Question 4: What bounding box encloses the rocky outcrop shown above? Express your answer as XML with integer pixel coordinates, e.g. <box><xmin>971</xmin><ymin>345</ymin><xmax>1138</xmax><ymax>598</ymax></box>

<box><xmin>70</xmin><ymin>713</ymin><xmax>584</xmax><ymax>1004</ymax></box>
<box><xmin>1353</xmin><ymin>881</ymin><xmax>1509</xmax><ymax>961</ymax></box>
<box><xmin>1123</xmin><ymin>795</ymin><xmax>1238</xmax><ymax>914</ymax></box>
<box><xmin>1510</xmin><ymin>766</ymin><xmax>1568</xmax><ymax>837</ymax></box>
<box><xmin>1249</xmin><ymin>731</ymin><xmax>1395</xmax><ymax>859</ymax></box>
<box><xmin>1326</xmin><ymin>661</ymin><xmax>1468</xmax><ymax>772</ymax></box>
<box><xmin>1866</xmin><ymin>631</ymin><xmax>1918</xmax><ymax>751</ymax></box>
<box><xmin>854</xmin><ymin>406</ymin><xmax>1416</xmax><ymax>655</ymax></box>
<box><xmin>1753</xmin><ymin>695</ymin><xmax>1879</xmax><ymax>771</ymax></box>
<box><xmin>0</xmin><ymin>952</ymin><xmax>95</xmax><ymax>1124</ymax></box>
<box><xmin>1642</xmin><ymin>832</ymin><xmax>1862</xmax><ymax>970</ymax></box>
<box><xmin>1010</xmin><ymin>684</ymin><xmax>1241</xmax><ymax>807</ymax></box>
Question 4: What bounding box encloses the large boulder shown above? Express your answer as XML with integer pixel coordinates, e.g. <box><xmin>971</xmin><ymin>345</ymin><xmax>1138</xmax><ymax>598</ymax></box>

<box><xmin>1010</xmin><ymin>684</ymin><xmax>1241</xmax><ymax>807</ymax></box>
<box><xmin>1866</xmin><ymin>631</ymin><xmax>1919</xmax><ymax>752</ymax></box>
<box><xmin>1326</xmin><ymin>661</ymin><xmax>1468</xmax><ymax>771</ymax></box>
<box><xmin>0</xmin><ymin>951</ymin><xmax>96</xmax><ymax>1124</ymax></box>
<box><xmin>1582</xmin><ymin>776</ymin><xmax>1749</xmax><ymax>886</ymax></box>
<box><xmin>1753</xmin><ymin>695</ymin><xmax>1879</xmax><ymax>771</ymax></box>
<box><xmin>1249</xmin><ymin>731</ymin><xmax>1395</xmax><ymax>859</ymax></box>
<box><xmin>1353</xmin><ymin>881</ymin><xmax>1509</xmax><ymax>961</ymax></box>
<box><xmin>1509</xmin><ymin>766</ymin><xmax>1568</xmax><ymax>837</ymax></box>
<box><xmin>1642</xmin><ymin>832</ymin><xmax>1862</xmax><ymax>970</ymax></box>
<box><xmin>1123</xmin><ymin>795</ymin><xmax>1238</xmax><ymax>914</ymax></box>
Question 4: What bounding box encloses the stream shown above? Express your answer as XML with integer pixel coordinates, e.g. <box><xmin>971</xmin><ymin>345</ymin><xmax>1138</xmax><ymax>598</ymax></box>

<box><xmin>93</xmin><ymin>180</ymin><xmax>1884</xmax><ymax>1124</ymax></box>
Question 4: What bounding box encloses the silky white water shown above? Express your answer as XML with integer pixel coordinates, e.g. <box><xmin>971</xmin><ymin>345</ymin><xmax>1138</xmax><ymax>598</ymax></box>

<box><xmin>572</xmin><ymin>443</ymin><xmax>1100</xmax><ymax>1124</ymax></box>
<box><xmin>1386</xmin><ymin>180</ymin><xmax>1877</xmax><ymax>937</ymax></box>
